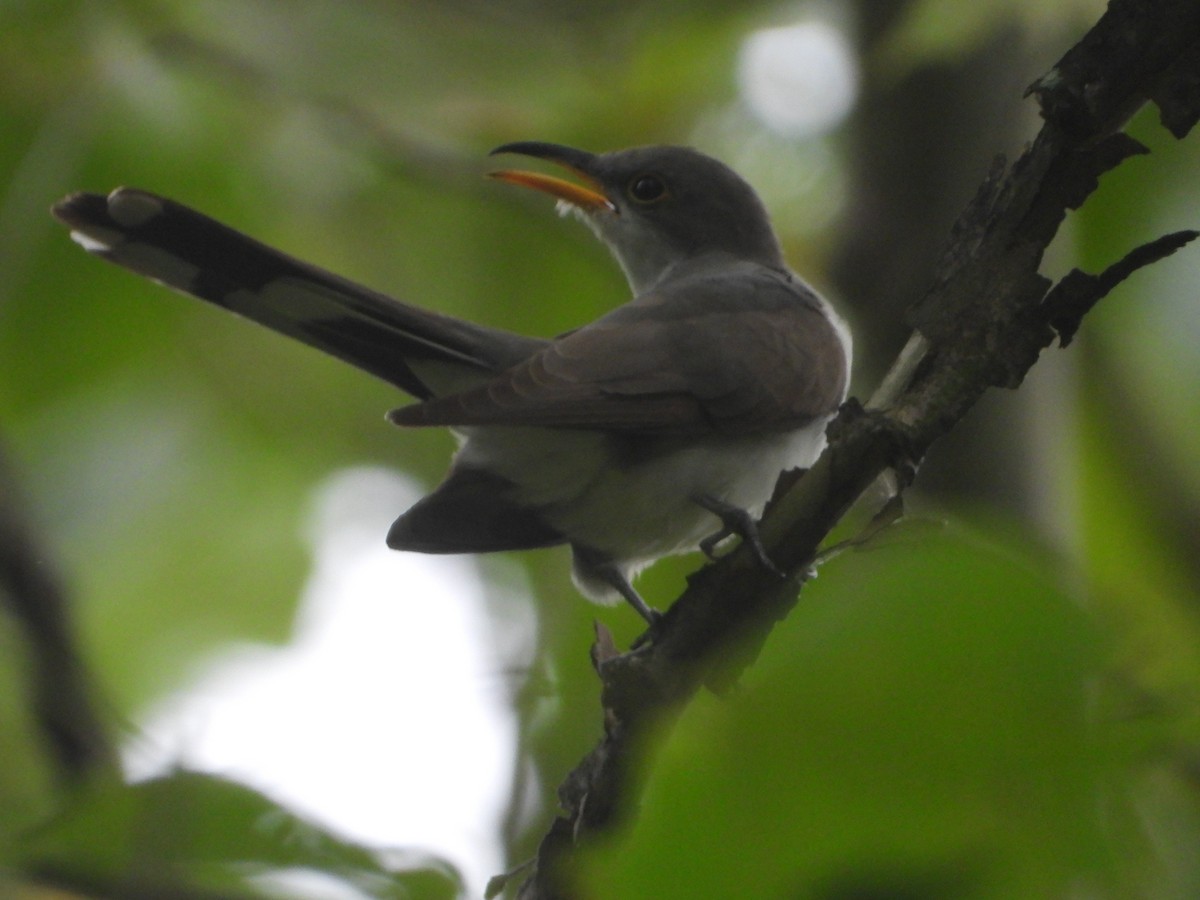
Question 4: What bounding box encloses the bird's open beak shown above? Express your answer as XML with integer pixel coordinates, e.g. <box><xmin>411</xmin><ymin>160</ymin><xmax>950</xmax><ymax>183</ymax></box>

<box><xmin>488</xmin><ymin>141</ymin><xmax>615</xmax><ymax>213</ymax></box>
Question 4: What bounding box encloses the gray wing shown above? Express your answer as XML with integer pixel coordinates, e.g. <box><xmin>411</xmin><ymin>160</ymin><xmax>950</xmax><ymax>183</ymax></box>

<box><xmin>389</xmin><ymin>270</ymin><xmax>849</xmax><ymax>436</ymax></box>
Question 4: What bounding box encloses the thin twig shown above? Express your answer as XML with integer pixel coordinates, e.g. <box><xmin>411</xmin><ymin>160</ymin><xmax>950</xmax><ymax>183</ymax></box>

<box><xmin>0</xmin><ymin>441</ymin><xmax>115</xmax><ymax>782</ymax></box>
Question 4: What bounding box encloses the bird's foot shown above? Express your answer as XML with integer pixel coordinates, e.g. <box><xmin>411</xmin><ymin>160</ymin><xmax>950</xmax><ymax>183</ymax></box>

<box><xmin>573</xmin><ymin>545</ymin><xmax>662</xmax><ymax>627</ymax></box>
<box><xmin>693</xmin><ymin>494</ymin><xmax>783</xmax><ymax>578</ymax></box>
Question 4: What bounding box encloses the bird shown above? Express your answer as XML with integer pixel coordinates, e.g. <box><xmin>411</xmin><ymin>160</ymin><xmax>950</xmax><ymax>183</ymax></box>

<box><xmin>52</xmin><ymin>141</ymin><xmax>852</xmax><ymax>624</ymax></box>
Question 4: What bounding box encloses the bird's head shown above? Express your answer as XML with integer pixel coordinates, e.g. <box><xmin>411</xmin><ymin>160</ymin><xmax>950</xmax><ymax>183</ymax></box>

<box><xmin>490</xmin><ymin>141</ymin><xmax>785</xmax><ymax>294</ymax></box>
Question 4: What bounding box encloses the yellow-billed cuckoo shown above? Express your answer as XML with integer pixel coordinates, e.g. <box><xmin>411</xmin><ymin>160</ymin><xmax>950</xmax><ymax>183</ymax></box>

<box><xmin>52</xmin><ymin>142</ymin><xmax>852</xmax><ymax>624</ymax></box>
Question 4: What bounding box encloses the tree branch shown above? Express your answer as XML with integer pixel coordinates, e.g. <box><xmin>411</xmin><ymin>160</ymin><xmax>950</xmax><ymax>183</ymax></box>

<box><xmin>514</xmin><ymin>1</ymin><xmax>1200</xmax><ymax>896</ymax></box>
<box><xmin>0</xmin><ymin>441</ymin><xmax>116</xmax><ymax>783</ymax></box>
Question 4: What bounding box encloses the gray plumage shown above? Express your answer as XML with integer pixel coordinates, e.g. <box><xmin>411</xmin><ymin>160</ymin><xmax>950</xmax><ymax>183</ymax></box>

<box><xmin>52</xmin><ymin>142</ymin><xmax>851</xmax><ymax>622</ymax></box>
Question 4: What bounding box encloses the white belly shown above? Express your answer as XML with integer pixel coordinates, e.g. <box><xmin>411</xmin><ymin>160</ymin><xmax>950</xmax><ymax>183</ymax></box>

<box><xmin>455</xmin><ymin>419</ymin><xmax>833</xmax><ymax>603</ymax></box>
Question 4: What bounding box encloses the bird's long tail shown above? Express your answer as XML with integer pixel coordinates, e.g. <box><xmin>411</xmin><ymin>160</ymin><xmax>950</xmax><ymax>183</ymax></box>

<box><xmin>52</xmin><ymin>188</ymin><xmax>546</xmax><ymax>399</ymax></box>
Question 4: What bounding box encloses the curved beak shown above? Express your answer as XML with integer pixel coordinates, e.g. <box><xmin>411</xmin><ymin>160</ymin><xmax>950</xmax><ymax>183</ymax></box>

<box><xmin>488</xmin><ymin>142</ymin><xmax>615</xmax><ymax>212</ymax></box>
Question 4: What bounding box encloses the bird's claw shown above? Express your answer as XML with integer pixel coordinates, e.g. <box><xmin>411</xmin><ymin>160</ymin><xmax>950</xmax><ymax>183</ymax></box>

<box><xmin>694</xmin><ymin>494</ymin><xmax>784</xmax><ymax>578</ymax></box>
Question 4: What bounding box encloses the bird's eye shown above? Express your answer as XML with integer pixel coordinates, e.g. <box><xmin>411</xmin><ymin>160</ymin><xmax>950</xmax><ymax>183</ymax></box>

<box><xmin>628</xmin><ymin>174</ymin><xmax>667</xmax><ymax>204</ymax></box>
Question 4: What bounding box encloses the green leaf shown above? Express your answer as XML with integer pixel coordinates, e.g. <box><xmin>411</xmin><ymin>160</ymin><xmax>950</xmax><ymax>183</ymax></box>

<box><xmin>582</xmin><ymin>527</ymin><xmax>1121</xmax><ymax>898</ymax></box>
<box><xmin>16</xmin><ymin>771</ymin><xmax>461</xmax><ymax>899</ymax></box>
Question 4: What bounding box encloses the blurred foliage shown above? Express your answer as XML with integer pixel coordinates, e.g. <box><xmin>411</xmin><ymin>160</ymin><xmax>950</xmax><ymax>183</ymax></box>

<box><xmin>878</xmin><ymin>0</ymin><xmax>1101</xmax><ymax>69</ymax></box>
<box><xmin>11</xmin><ymin>769</ymin><xmax>461</xmax><ymax>898</ymax></box>
<box><xmin>585</xmin><ymin>529</ymin><xmax>1113</xmax><ymax>897</ymax></box>
<box><xmin>1</xmin><ymin>0</ymin><xmax>1198</xmax><ymax>898</ymax></box>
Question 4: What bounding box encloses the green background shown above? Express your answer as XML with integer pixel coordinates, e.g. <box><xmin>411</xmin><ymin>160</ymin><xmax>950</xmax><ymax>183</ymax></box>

<box><xmin>2</xmin><ymin>1</ymin><xmax>1198</xmax><ymax>896</ymax></box>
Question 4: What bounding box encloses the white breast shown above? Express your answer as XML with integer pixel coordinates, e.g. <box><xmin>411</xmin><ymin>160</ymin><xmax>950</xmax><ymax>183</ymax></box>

<box><xmin>456</xmin><ymin>416</ymin><xmax>834</xmax><ymax>602</ymax></box>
